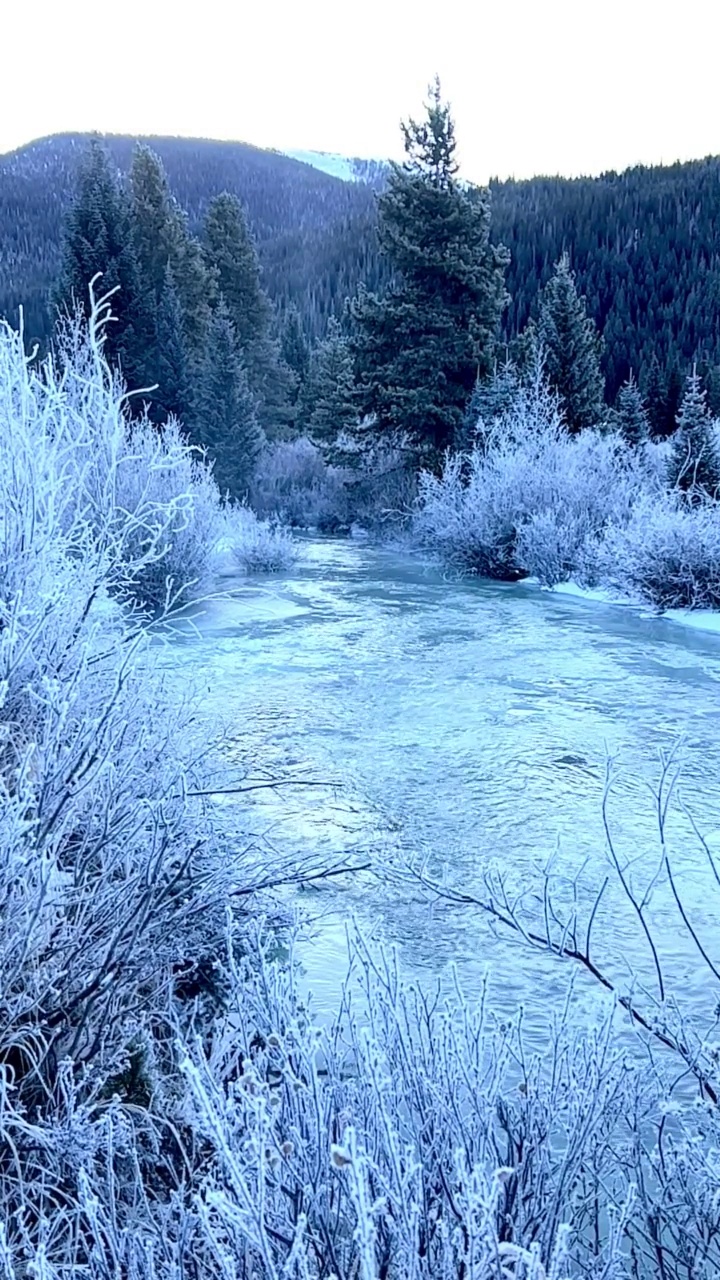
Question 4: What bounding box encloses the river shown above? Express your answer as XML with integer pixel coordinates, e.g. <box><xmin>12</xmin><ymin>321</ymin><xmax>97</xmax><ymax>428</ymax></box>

<box><xmin>164</xmin><ymin>537</ymin><xmax>720</xmax><ymax>1046</ymax></box>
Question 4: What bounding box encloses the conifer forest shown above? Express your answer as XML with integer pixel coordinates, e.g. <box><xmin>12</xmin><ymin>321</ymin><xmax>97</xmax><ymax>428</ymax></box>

<box><xmin>1</xmin><ymin>76</ymin><xmax>720</xmax><ymax>1280</ymax></box>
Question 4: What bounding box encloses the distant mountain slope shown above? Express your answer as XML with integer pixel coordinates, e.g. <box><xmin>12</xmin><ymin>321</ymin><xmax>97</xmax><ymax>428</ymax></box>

<box><xmin>491</xmin><ymin>158</ymin><xmax>720</xmax><ymax>400</ymax></box>
<box><xmin>0</xmin><ymin>132</ymin><xmax>383</xmax><ymax>345</ymax></box>
<box><xmin>2</xmin><ymin>132</ymin><xmax>720</xmax><ymax>409</ymax></box>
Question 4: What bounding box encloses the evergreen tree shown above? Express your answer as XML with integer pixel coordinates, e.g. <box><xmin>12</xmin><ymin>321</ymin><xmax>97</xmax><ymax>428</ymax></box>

<box><xmin>645</xmin><ymin>356</ymin><xmax>669</xmax><ymax>437</ymax></box>
<box><xmin>130</xmin><ymin>143</ymin><xmax>214</xmax><ymax>363</ymax></box>
<box><xmin>56</xmin><ymin>140</ymin><xmax>149</xmax><ymax>388</ymax></box>
<box><xmin>250</xmin><ymin>335</ymin><xmax>299</xmax><ymax>439</ymax></box>
<box><xmin>195</xmin><ymin>303</ymin><xmax>263</xmax><ymax>496</ymax></box>
<box><xmin>665</xmin><ymin>360</ymin><xmax>684</xmax><ymax>437</ymax></box>
<box><xmin>154</xmin><ymin>268</ymin><xmax>192</xmax><ymax>425</ymax></box>
<box><xmin>351</xmin><ymin>80</ymin><xmax>508</xmax><ymax>459</ymax></box>
<box><xmin>612</xmin><ymin>374</ymin><xmax>650</xmax><ymax>446</ymax></box>
<box><xmin>463</xmin><ymin>358</ymin><xmax>521</xmax><ymax>442</ymax></box>
<box><xmin>277</xmin><ymin>304</ymin><xmax>311</xmax><ymax>433</ymax></box>
<box><xmin>203</xmin><ymin>193</ymin><xmax>270</xmax><ymax>354</ymax></box>
<box><xmin>173</xmin><ymin>229</ymin><xmax>215</xmax><ymax>358</ymax></box>
<box><xmin>280</xmin><ymin>303</ymin><xmax>311</xmax><ymax>387</ymax></box>
<box><xmin>305</xmin><ymin>318</ymin><xmax>358</xmax><ymax>453</ymax></box>
<box><xmin>537</xmin><ymin>254</ymin><xmax>604</xmax><ymax>432</ymax></box>
<box><xmin>130</xmin><ymin>145</ymin><xmax>183</xmax><ymax>304</ymax></box>
<box><xmin>668</xmin><ymin>367</ymin><xmax>720</xmax><ymax>499</ymax></box>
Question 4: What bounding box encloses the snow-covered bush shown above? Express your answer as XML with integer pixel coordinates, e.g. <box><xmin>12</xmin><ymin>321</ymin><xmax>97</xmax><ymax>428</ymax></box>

<box><xmin>0</xmin><ymin>303</ymin><xmax>250</xmax><ymax>1267</ymax></box>
<box><xmin>177</xmin><ymin>930</ymin><xmax>635</xmax><ymax>1280</ymax></box>
<box><xmin>251</xmin><ymin>436</ymin><xmax>350</xmax><ymax>530</ymax></box>
<box><xmin>601</xmin><ymin>494</ymin><xmax>720</xmax><ymax>609</ymax></box>
<box><xmin>417</xmin><ymin>386</ymin><xmax>643</xmax><ymax>585</ymax></box>
<box><xmin>229</xmin><ymin>504</ymin><xmax>298</xmax><ymax>573</ymax></box>
<box><xmin>50</xmin><ymin>306</ymin><xmax>223</xmax><ymax>611</ymax></box>
<box><xmin>250</xmin><ymin>435</ymin><xmax>417</xmax><ymax>534</ymax></box>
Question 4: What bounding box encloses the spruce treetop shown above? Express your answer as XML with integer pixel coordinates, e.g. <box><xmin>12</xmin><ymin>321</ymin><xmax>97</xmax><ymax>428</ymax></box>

<box><xmin>400</xmin><ymin>76</ymin><xmax>458</xmax><ymax>189</ymax></box>
<box><xmin>351</xmin><ymin>81</ymin><xmax>508</xmax><ymax>458</ymax></box>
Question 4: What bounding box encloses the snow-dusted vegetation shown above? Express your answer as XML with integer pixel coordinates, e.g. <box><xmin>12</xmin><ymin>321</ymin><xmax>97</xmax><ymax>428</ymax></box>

<box><xmin>229</xmin><ymin>504</ymin><xmax>299</xmax><ymax>572</ymax></box>
<box><xmin>416</xmin><ymin>372</ymin><xmax>720</xmax><ymax>612</ymax></box>
<box><xmin>1</xmin><ymin>288</ymin><xmax>719</xmax><ymax>1279</ymax></box>
<box><xmin>250</xmin><ymin>436</ymin><xmax>350</xmax><ymax>530</ymax></box>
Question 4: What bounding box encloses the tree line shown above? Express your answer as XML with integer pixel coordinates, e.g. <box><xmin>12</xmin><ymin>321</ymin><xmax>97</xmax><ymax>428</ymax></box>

<box><xmin>4</xmin><ymin>128</ymin><xmax>720</xmax><ymax>435</ymax></box>
<box><xmin>15</xmin><ymin>90</ymin><xmax>720</xmax><ymax>500</ymax></box>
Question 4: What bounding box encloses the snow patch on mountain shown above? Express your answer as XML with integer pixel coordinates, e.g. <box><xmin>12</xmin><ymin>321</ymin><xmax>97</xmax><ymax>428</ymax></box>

<box><xmin>284</xmin><ymin>149</ymin><xmax>358</xmax><ymax>182</ymax></box>
<box><xmin>283</xmin><ymin>149</ymin><xmax>388</xmax><ymax>186</ymax></box>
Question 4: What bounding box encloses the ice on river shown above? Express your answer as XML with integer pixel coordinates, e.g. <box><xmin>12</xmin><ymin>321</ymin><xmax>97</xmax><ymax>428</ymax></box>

<box><xmin>161</xmin><ymin>539</ymin><xmax>720</xmax><ymax>1045</ymax></box>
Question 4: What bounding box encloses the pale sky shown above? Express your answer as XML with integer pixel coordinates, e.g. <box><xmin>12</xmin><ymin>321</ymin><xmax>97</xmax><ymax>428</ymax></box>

<box><xmin>3</xmin><ymin>0</ymin><xmax>719</xmax><ymax>183</ymax></box>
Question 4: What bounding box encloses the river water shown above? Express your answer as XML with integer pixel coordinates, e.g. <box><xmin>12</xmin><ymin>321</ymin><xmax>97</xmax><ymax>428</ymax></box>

<box><xmin>165</xmin><ymin>538</ymin><xmax>720</xmax><ymax>1044</ymax></box>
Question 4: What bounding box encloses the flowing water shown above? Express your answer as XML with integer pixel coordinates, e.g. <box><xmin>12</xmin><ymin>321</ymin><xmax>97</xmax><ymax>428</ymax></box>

<box><xmin>164</xmin><ymin>538</ymin><xmax>720</xmax><ymax>1043</ymax></box>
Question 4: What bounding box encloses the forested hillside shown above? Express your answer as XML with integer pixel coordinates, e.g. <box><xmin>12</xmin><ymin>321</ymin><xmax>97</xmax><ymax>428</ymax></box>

<box><xmin>492</xmin><ymin>159</ymin><xmax>720</xmax><ymax>411</ymax></box>
<box><xmin>2</xmin><ymin>131</ymin><xmax>720</xmax><ymax>417</ymax></box>
<box><xmin>0</xmin><ymin>132</ymin><xmax>385</xmax><ymax>346</ymax></box>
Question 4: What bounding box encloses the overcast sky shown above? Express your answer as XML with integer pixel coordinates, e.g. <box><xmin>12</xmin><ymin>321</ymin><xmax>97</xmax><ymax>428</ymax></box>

<box><xmin>4</xmin><ymin>0</ymin><xmax>719</xmax><ymax>182</ymax></box>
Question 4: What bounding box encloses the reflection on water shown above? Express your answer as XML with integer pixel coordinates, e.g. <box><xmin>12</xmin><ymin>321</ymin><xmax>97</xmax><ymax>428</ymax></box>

<box><xmin>159</xmin><ymin>538</ymin><xmax>720</xmax><ymax>1042</ymax></box>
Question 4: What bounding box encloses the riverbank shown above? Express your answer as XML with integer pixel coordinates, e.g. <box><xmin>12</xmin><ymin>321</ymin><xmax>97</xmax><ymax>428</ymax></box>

<box><xmin>533</xmin><ymin>576</ymin><xmax>720</xmax><ymax>635</ymax></box>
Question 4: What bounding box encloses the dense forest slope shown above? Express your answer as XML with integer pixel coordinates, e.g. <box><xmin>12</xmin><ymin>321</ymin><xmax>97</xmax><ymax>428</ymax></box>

<box><xmin>0</xmin><ymin>133</ymin><xmax>383</xmax><ymax>344</ymax></box>
<box><xmin>2</xmin><ymin>132</ymin><xmax>720</xmax><ymax>407</ymax></box>
<box><xmin>491</xmin><ymin>160</ymin><xmax>720</xmax><ymax>402</ymax></box>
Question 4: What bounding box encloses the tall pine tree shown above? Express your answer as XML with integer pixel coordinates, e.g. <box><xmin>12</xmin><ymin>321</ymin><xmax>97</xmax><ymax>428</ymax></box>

<box><xmin>305</xmin><ymin>318</ymin><xmax>358</xmax><ymax>455</ymax></box>
<box><xmin>668</xmin><ymin>367</ymin><xmax>720</xmax><ymax>499</ymax></box>
<box><xmin>351</xmin><ymin>80</ymin><xmax>508</xmax><ymax>460</ymax></box>
<box><xmin>280</xmin><ymin>303</ymin><xmax>311</xmax><ymax>388</ymax></box>
<box><xmin>537</xmin><ymin>254</ymin><xmax>604</xmax><ymax>432</ymax></box>
<box><xmin>56</xmin><ymin>140</ymin><xmax>150</xmax><ymax>389</ymax></box>
<box><xmin>130</xmin><ymin>145</ymin><xmax>214</xmax><ymax>364</ymax></box>
<box><xmin>203</xmin><ymin>193</ymin><xmax>269</xmax><ymax>353</ymax></box>
<box><xmin>196</xmin><ymin>303</ymin><xmax>263</xmax><ymax>497</ymax></box>
<box><xmin>154</xmin><ymin>267</ymin><xmax>193</xmax><ymax>425</ymax></box>
<box><xmin>130</xmin><ymin>145</ymin><xmax>182</xmax><ymax>303</ymax></box>
<box><xmin>202</xmin><ymin>192</ymin><xmax>295</xmax><ymax>435</ymax></box>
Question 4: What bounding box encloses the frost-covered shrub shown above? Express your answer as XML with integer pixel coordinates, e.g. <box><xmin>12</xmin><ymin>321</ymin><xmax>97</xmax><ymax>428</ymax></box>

<box><xmin>250</xmin><ymin>436</ymin><xmax>417</xmax><ymax>535</ymax></box>
<box><xmin>177</xmin><ymin>931</ymin><xmax>636</xmax><ymax>1280</ymax></box>
<box><xmin>49</xmin><ymin>309</ymin><xmax>224</xmax><ymax>611</ymax></box>
<box><xmin>600</xmin><ymin>495</ymin><xmax>720</xmax><ymax>609</ymax></box>
<box><xmin>250</xmin><ymin>436</ymin><xmax>350</xmax><ymax>530</ymax></box>
<box><xmin>229</xmin><ymin>505</ymin><xmax>298</xmax><ymax>573</ymax></box>
<box><xmin>0</xmin><ymin>306</ymin><xmax>247</xmax><ymax>1265</ymax></box>
<box><xmin>417</xmin><ymin>386</ymin><xmax>642</xmax><ymax>584</ymax></box>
